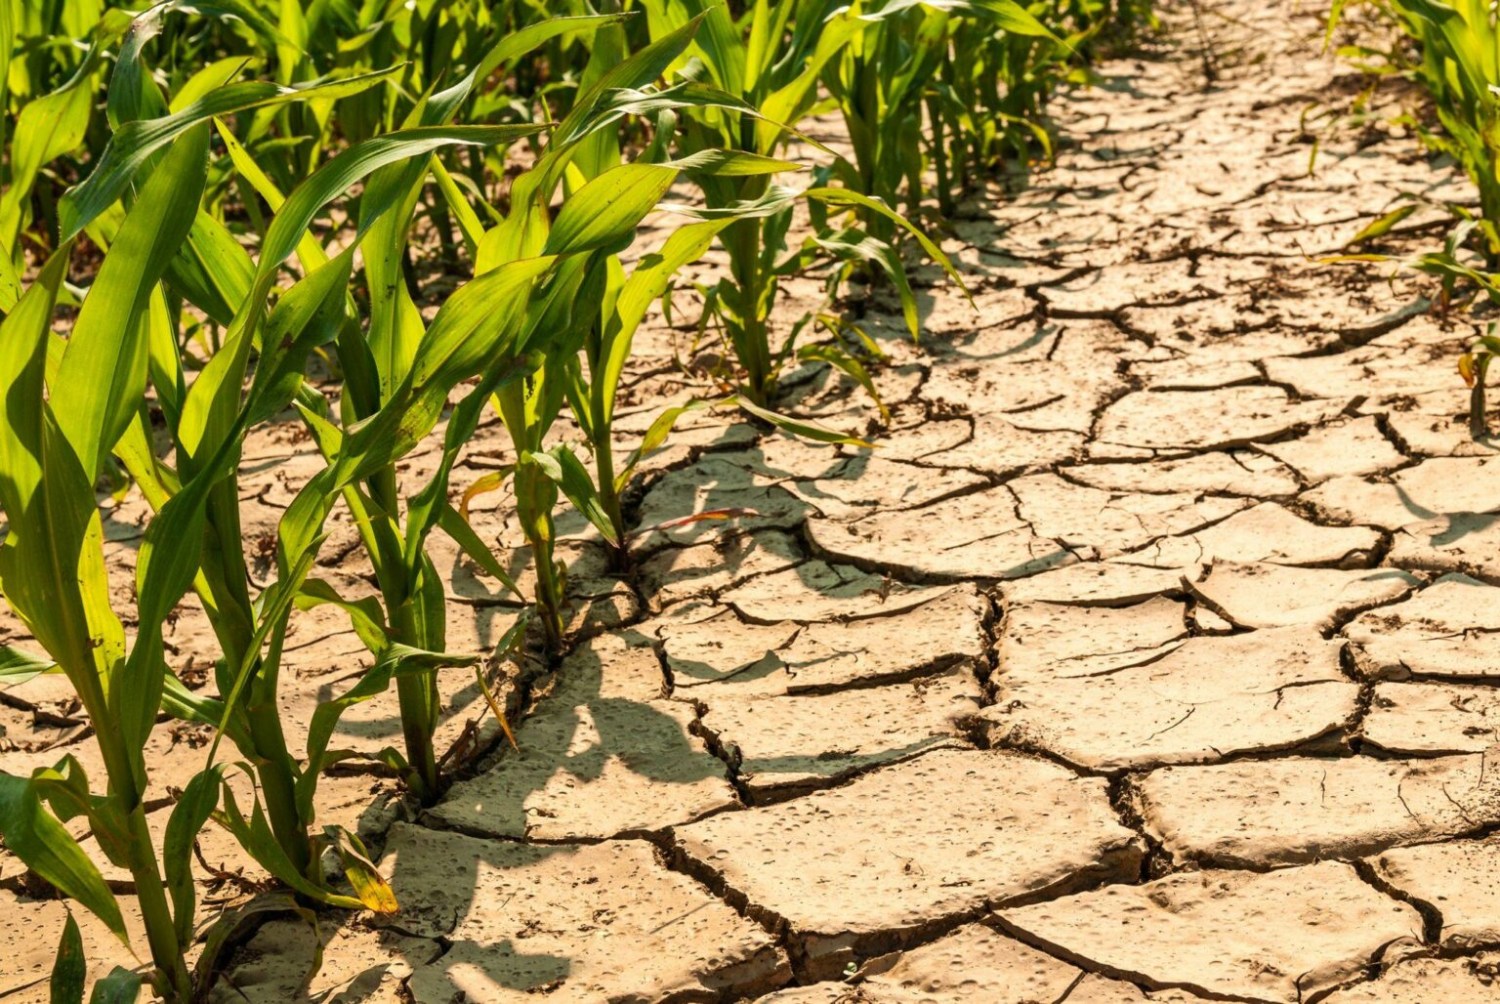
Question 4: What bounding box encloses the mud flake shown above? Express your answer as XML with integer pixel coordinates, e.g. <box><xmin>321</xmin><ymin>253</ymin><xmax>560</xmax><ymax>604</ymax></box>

<box><xmin>1135</xmin><ymin>753</ymin><xmax>1500</xmax><ymax>868</ymax></box>
<box><xmin>718</xmin><ymin>560</ymin><xmax>957</xmax><ymax>623</ymax></box>
<box><xmin>1364</xmin><ymin>681</ymin><xmax>1500</xmax><ymax>754</ymax></box>
<box><xmin>672</xmin><ymin>749</ymin><xmax>1143</xmax><ymax>981</ymax></box>
<box><xmin>1010</xmin><ymin>473</ymin><xmax>1249</xmax><ymax>559</ymax></box>
<box><xmin>1256</xmin><ymin>416</ymin><xmax>1405</xmax><ymax>483</ymax></box>
<box><xmin>698</xmin><ymin>669</ymin><xmax>981</xmax><ymax>799</ymax></box>
<box><xmin>996</xmin><ymin>862</ymin><xmax>1420</xmax><ymax>1003</ymax></box>
<box><xmin>1187</xmin><ymin>560</ymin><xmax>1419</xmax><ymax>631</ymax></box>
<box><xmin>212</xmin><ymin>924</ymin><xmax>438</xmax><ymax>1004</ymax></box>
<box><xmin>1345</xmin><ymin>573</ymin><xmax>1500</xmax><ymax>680</ymax></box>
<box><xmin>633</xmin><ymin>456</ymin><xmax>815</xmax><ymax>550</ymax></box>
<box><xmin>1320</xmin><ymin>953</ymin><xmax>1500</xmax><ymax>1003</ymax></box>
<box><xmin>852</xmin><ymin>924</ymin><xmax>1085</xmax><ymax>1002</ymax></box>
<box><xmin>807</xmin><ymin>487</ymin><xmax>1074</xmax><ymax>581</ymax></box>
<box><xmin>786</xmin><ymin>454</ymin><xmax>989</xmax><ymax>521</ymax></box>
<box><xmin>997</xmin><ymin>596</ymin><xmax>1190</xmax><ymax>684</ymax></box>
<box><xmin>637</xmin><ymin>529</ymin><xmax>806</xmax><ymax>607</ymax></box>
<box><xmin>426</xmin><ymin>636</ymin><xmax>735</xmax><ymax>840</ymax></box>
<box><xmin>1119</xmin><ymin>502</ymin><xmax>1381</xmax><ymax>569</ymax></box>
<box><xmin>1368</xmin><ymin>837</ymin><xmax>1500</xmax><ymax>948</ymax></box>
<box><xmin>668</xmin><ymin>588</ymin><xmax>987</xmax><ymax>696</ymax></box>
<box><xmin>1388</xmin><ymin>514</ymin><xmax>1500</xmax><ymax>584</ymax></box>
<box><xmin>1096</xmin><ymin>386</ymin><xmax>1345</xmax><ymax>451</ymax></box>
<box><xmin>1065</xmin><ymin>451</ymin><xmax>1298</xmax><ymax>497</ymax></box>
<box><xmin>379</xmin><ymin>826</ymin><xmax>790</xmax><ymax>1000</ymax></box>
<box><xmin>1302</xmin><ymin>457</ymin><xmax>1500</xmax><ymax>530</ymax></box>
<box><xmin>1002</xmin><ymin>560</ymin><xmax>1189</xmax><ymax>606</ymax></box>
<box><xmin>984</xmin><ymin>626</ymin><xmax>1354</xmax><ymax>770</ymax></box>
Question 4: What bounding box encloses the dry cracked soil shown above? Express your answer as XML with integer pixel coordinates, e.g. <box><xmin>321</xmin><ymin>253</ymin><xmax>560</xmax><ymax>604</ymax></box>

<box><xmin>7</xmin><ymin>0</ymin><xmax>1500</xmax><ymax>1001</ymax></box>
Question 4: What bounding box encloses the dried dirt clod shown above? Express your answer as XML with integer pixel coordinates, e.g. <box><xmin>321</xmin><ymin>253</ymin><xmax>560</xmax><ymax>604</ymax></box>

<box><xmin>807</xmin><ymin>488</ymin><xmax>1075</xmax><ymax>582</ymax></box>
<box><xmin>661</xmin><ymin>587</ymin><xmax>987</xmax><ymax>697</ymax></box>
<box><xmin>1362</xmin><ymin>681</ymin><xmax>1500</xmax><ymax>755</ymax></box>
<box><xmin>672</xmin><ymin>749</ymin><xmax>1144</xmax><ymax>982</ymax></box>
<box><xmin>1010</xmin><ymin>473</ymin><xmax>1250</xmax><ymax>560</ymax></box>
<box><xmin>984</xmin><ymin>626</ymin><xmax>1355</xmax><ymax>771</ymax></box>
<box><xmin>0</xmin><ymin>891</ymin><xmax>148</xmax><ymax>999</ymax></box>
<box><xmin>1367</xmin><ymin>837</ymin><xmax>1500</xmax><ymax>948</ymax></box>
<box><xmin>1387</xmin><ymin>514</ymin><xmax>1500</xmax><ymax>584</ymax></box>
<box><xmin>997</xmin><ymin>595</ymin><xmax>1189</xmax><ymax>683</ymax></box>
<box><xmin>697</xmin><ymin>668</ymin><xmax>983</xmax><ymax>799</ymax></box>
<box><xmin>377</xmin><ymin>825</ymin><xmax>790</xmax><ymax>1000</ymax></box>
<box><xmin>1118</xmin><ymin>502</ymin><xmax>1382</xmax><ymax>570</ymax></box>
<box><xmin>995</xmin><ymin>862</ymin><xmax>1423</xmax><ymax>1004</ymax></box>
<box><xmin>1318</xmin><ymin>953</ymin><xmax>1500</xmax><ymax>1003</ymax></box>
<box><xmin>915</xmin><ymin>413</ymin><xmax>1086</xmax><ymax>474</ymax></box>
<box><xmin>784</xmin><ymin>454</ymin><xmax>990</xmax><ymax>521</ymax></box>
<box><xmin>1064</xmin><ymin>450</ymin><xmax>1299</xmax><ymax>498</ymax></box>
<box><xmin>1344</xmin><ymin>573</ymin><xmax>1500</xmax><ymax>680</ymax></box>
<box><xmin>852</xmin><ymin>922</ymin><xmax>1086</xmax><ymax>1002</ymax></box>
<box><xmin>1187</xmin><ymin>560</ymin><xmax>1420</xmax><ymax>631</ymax></box>
<box><xmin>1135</xmin><ymin>753</ymin><xmax>1500</xmax><ymax>869</ymax></box>
<box><xmin>1302</xmin><ymin>457</ymin><xmax>1500</xmax><ymax>530</ymax></box>
<box><xmin>718</xmin><ymin>560</ymin><xmax>958</xmax><ymax>623</ymax></box>
<box><xmin>636</xmin><ymin>529</ymin><xmax>806</xmax><ymax>609</ymax></box>
<box><xmin>1003</xmin><ymin>560</ymin><xmax>1191</xmax><ymax>607</ymax></box>
<box><xmin>632</xmin><ymin>456</ymin><xmax>816</xmax><ymax>551</ymax></box>
<box><xmin>1061</xmin><ymin>973</ymin><xmax>1216</xmax><ymax>1002</ymax></box>
<box><xmin>1095</xmin><ymin>385</ymin><xmax>1346</xmax><ymax>451</ymax></box>
<box><xmin>425</xmin><ymin>636</ymin><xmax>735</xmax><ymax>841</ymax></box>
<box><xmin>1384</xmin><ymin>409</ymin><xmax>1500</xmax><ymax>459</ymax></box>
<box><xmin>1254</xmin><ymin>416</ymin><xmax>1406</xmax><ymax>484</ymax></box>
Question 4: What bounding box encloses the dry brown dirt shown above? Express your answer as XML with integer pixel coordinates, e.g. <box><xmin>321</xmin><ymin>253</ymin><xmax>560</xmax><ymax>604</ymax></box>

<box><xmin>7</xmin><ymin>0</ymin><xmax>1500</xmax><ymax>1000</ymax></box>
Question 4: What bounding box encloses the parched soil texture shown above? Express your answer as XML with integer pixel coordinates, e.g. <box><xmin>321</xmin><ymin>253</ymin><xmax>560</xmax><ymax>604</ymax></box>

<box><xmin>8</xmin><ymin>0</ymin><xmax>1500</xmax><ymax>1001</ymax></box>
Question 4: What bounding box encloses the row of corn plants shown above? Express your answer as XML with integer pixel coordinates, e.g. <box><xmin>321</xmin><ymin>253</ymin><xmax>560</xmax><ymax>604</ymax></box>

<box><xmin>1329</xmin><ymin>0</ymin><xmax>1500</xmax><ymax>434</ymax></box>
<box><xmin>0</xmin><ymin>1</ymin><xmax>1153</xmax><ymax>999</ymax></box>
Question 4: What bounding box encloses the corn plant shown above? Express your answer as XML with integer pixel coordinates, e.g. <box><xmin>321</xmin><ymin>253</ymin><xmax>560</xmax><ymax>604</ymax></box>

<box><xmin>822</xmin><ymin>0</ymin><xmax>1058</xmax><ymax>227</ymax></box>
<box><xmin>1459</xmin><ymin>324</ymin><xmax>1500</xmax><ymax>436</ymax></box>
<box><xmin>1329</xmin><ymin>0</ymin><xmax>1500</xmax><ymax>437</ymax></box>
<box><xmin>639</xmin><ymin>0</ymin><xmax>963</xmax><ymax>409</ymax></box>
<box><xmin>263</xmin><ymin>12</ymin><xmax>637</xmax><ymax>796</ymax></box>
<box><xmin>0</xmin><ymin>128</ymin><xmax>215</xmax><ymax>1004</ymax></box>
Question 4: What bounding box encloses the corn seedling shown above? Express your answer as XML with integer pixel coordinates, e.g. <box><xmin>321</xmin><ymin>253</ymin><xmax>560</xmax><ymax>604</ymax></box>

<box><xmin>638</xmin><ymin>0</ymin><xmax>963</xmax><ymax>410</ymax></box>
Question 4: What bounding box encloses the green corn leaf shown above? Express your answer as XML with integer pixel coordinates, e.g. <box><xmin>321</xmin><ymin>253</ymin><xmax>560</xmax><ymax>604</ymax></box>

<box><xmin>799</xmin><ymin>342</ymin><xmax>889</xmax><ymax>421</ymax></box>
<box><xmin>553</xmin><ymin>13</ymin><xmax>705</xmax><ymax>150</ymax></box>
<box><xmin>163</xmin><ymin>211</ymin><xmax>257</xmax><ymax>328</ymax></box>
<box><xmin>0</xmin><ymin>60</ymin><xmax>97</xmax><ymax>253</ymax></box>
<box><xmin>88</xmin><ymin>968</ymin><xmax>142</xmax><ymax>1004</ymax></box>
<box><xmin>297</xmin><ymin>644</ymin><xmax>477</xmax><ymax>824</ymax></box>
<box><xmin>214</xmin><ymin>782</ymin><xmax>363</xmax><ymax>910</ymax></box>
<box><xmin>436</xmin><ymin>502</ymin><xmax>523</xmax><ymax>595</ymax></box>
<box><xmin>162</xmin><ymin>768</ymin><xmax>222</xmax><ymax>946</ymax></box>
<box><xmin>0</xmin><ymin>772</ymin><xmax>127</xmax><ymax>944</ymax></box>
<box><xmin>599</xmin><ymin>218</ymin><xmax>737</xmax><ymax>423</ymax></box>
<box><xmin>805</xmin><ymin>186</ymin><xmax>969</xmax><ymax>295</ymax></box>
<box><xmin>0</xmin><ymin>249</ymin><xmax>121</xmax><ymax>712</ymax></box>
<box><xmin>431</xmin><ymin>12</ymin><xmax>634</xmax><ymax>117</ymax></box>
<box><xmin>544</xmin><ymin>163</ymin><xmax>679</xmax><ymax>256</ymax></box>
<box><xmin>60</xmin><ymin>66</ymin><xmax>402</xmax><ymax>239</ymax></box>
<box><xmin>1345</xmin><ymin>203</ymin><xmax>1420</xmax><ymax>246</ymax></box>
<box><xmin>0</xmin><ymin>644</ymin><xmax>58</xmax><ymax>686</ymax></box>
<box><xmin>50</xmin><ymin>909</ymin><xmax>86</xmax><ymax>1004</ymax></box>
<box><xmin>537</xmin><ymin>446</ymin><xmax>618</xmax><ymax>544</ymax></box>
<box><xmin>619</xmin><ymin>399</ymin><xmax>716</xmax><ymax>489</ymax></box>
<box><xmin>52</xmin><ymin>123</ymin><xmax>207</xmax><ymax>482</ymax></box>
<box><xmin>295</xmin><ymin>579</ymin><xmax>390</xmax><ymax>656</ymax></box>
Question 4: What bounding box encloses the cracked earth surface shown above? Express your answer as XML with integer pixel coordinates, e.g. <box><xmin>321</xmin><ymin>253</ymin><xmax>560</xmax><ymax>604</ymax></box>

<box><xmin>9</xmin><ymin>0</ymin><xmax>1500</xmax><ymax>1001</ymax></box>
